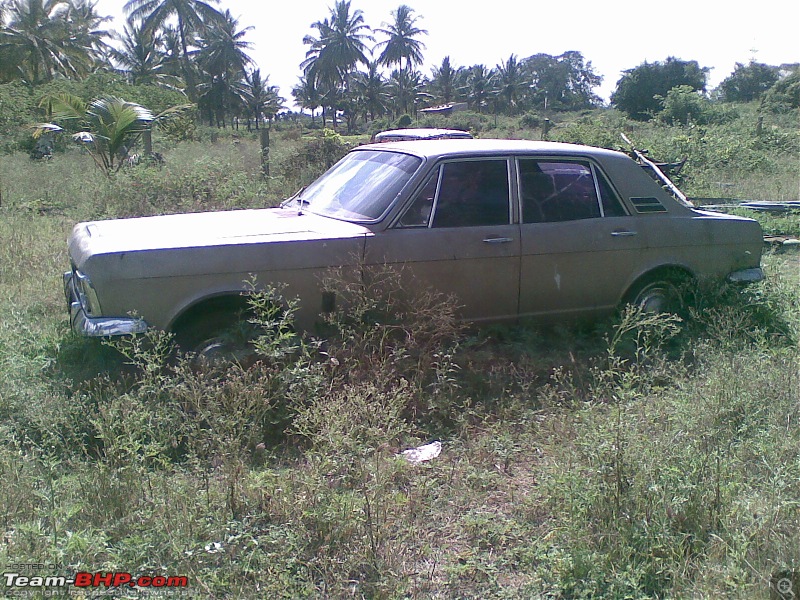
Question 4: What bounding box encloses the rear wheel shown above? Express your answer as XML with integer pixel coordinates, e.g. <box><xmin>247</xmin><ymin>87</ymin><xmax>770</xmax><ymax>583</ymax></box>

<box><xmin>625</xmin><ymin>272</ymin><xmax>690</xmax><ymax>315</ymax></box>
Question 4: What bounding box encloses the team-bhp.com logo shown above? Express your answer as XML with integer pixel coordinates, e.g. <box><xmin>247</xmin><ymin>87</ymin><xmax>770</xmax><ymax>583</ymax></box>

<box><xmin>4</xmin><ymin>571</ymin><xmax>188</xmax><ymax>589</ymax></box>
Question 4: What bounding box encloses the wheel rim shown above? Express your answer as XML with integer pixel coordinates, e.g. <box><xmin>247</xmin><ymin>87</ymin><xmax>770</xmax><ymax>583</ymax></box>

<box><xmin>634</xmin><ymin>281</ymin><xmax>674</xmax><ymax>313</ymax></box>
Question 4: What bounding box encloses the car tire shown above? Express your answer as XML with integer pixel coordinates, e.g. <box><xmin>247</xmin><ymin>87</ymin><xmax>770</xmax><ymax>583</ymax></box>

<box><xmin>175</xmin><ymin>312</ymin><xmax>258</xmax><ymax>369</ymax></box>
<box><xmin>625</xmin><ymin>273</ymin><xmax>687</xmax><ymax>314</ymax></box>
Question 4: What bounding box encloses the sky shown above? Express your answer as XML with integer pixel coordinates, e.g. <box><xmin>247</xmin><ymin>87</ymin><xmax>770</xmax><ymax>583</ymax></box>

<box><xmin>95</xmin><ymin>0</ymin><xmax>800</xmax><ymax>107</ymax></box>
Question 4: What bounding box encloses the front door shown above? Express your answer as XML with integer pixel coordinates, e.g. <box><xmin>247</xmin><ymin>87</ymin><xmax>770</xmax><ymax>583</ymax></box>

<box><xmin>366</xmin><ymin>158</ymin><xmax>520</xmax><ymax>322</ymax></box>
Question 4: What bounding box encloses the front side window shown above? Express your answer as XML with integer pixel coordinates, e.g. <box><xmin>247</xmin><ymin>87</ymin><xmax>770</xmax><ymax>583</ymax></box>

<box><xmin>300</xmin><ymin>150</ymin><xmax>422</xmax><ymax>222</ymax></box>
<box><xmin>399</xmin><ymin>159</ymin><xmax>510</xmax><ymax>228</ymax></box>
<box><xmin>520</xmin><ymin>160</ymin><xmax>617</xmax><ymax>223</ymax></box>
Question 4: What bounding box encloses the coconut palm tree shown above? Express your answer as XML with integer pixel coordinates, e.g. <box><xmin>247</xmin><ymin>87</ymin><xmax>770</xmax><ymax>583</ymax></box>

<box><xmin>292</xmin><ymin>75</ymin><xmax>322</xmax><ymax>123</ymax></box>
<box><xmin>302</xmin><ymin>0</ymin><xmax>372</xmax><ymax>127</ymax></box>
<box><xmin>350</xmin><ymin>60</ymin><xmax>389</xmax><ymax>121</ymax></box>
<box><xmin>375</xmin><ymin>4</ymin><xmax>428</xmax><ymax>112</ymax></box>
<box><xmin>64</xmin><ymin>0</ymin><xmax>112</xmax><ymax>63</ymax></box>
<box><xmin>109</xmin><ymin>18</ymin><xmax>179</xmax><ymax>88</ymax></box>
<box><xmin>466</xmin><ymin>64</ymin><xmax>495</xmax><ymax>113</ymax></box>
<box><xmin>374</xmin><ymin>5</ymin><xmax>426</xmax><ymax>78</ymax></box>
<box><xmin>195</xmin><ymin>9</ymin><xmax>251</xmax><ymax>81</ymax></box>
<box><xmin>242</xmin><ymin>68</ymin><xmax>283</xmax><ymax>129</ymax></box>
<box><xmin>495</xmin><ymin>54</ymin><xmax>526</xmax><ymax>114</ymax></box>
<box><xmin>123</xmin><ymin>0</ymin><xmax>224</xmax><ymax>99</ymax></box>
<box><xmin>428</xmin><ymin>55</ymin><xmax>458</xmax><ymax>105</ymax></box>
<box><xmin>387</xmin><ymin>67</ymin><xmax>429</xmax><ymax>117</ymax></box>
<box><xmin>34</xmin><ymin>93</ymin><xmax>155</xmax><ymax>174</ymax></box>
<box><xmin>0</xmin><ymin>0</ymin><xmax>107</xmax><ymax>83</ymax></box>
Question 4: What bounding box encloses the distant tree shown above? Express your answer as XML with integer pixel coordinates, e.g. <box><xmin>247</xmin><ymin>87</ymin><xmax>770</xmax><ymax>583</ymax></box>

<box><xmin>350</xmin><ymin>60</ymin><xmax>389</xmax><ymax>121</ymax></box>
<box><xmin>612</xmin><ymin>57</ymin><xmax>709</xmax><ymax>120</ymax></box>
<box><xmin>292</xmin><ymin>74</ymin><xmax>322</xmax><ymax>123</ymax></box>
<box><xmin>717</xmin><ymin>61</ymin><xmax>779</xmax><ymax>102</ymax></box>
<box><xmin>124</xmin><ymin>0</ymin><xmax>225</xmax><ymax>99</ymax></box>
<box><xmin>522</xmin><ymin>51</ymin><xmax>601</xmax><ymax>111</ymax></box>
<box><xmin>0</xmin><ymin>0</ymin><xmax>110</xmax><ymax>83</ymax></box>
<box><xmin>495</xmin><ymin>54</ymin><xmax>526</xmax><ymax>114</ymax></box>
<box><xmin>301</xmin><ymin>0</ymin><xmax>372</xmax><ymax>128</ymax></box>
<box><xmin>374</xmin><ymin>4</ymin><xmax>426</xmax><ymax>79</ymax></box>
<box><xmin>195</xmin><ymin>9</ymin><xmax>253</xmax><ymax>126</ymax></box>
<box><xmin>109</xmin><ymin>18</ymin><xmax>180</xmax><ymax>88</ymax></box>
<box><xmin>465</xmin><ymin>64</ymin><xmax>494</xmax><ymax>113</ymax></box>
<box><xmin>428</xmin><ymin>55</ymin><xmax>457</xmax><ymax>104</ymax></box>
<box><xmin>242</xmin><ymin>68</ymin><xmax>282</xmax><ymax>129</ymax></box>
<box><xmin>387</xmin><ymin>67</ymin><xmax>428</xmax><ymax>116</ymax></box>
<box><xmin>762</xmin><ymin>67</ymin><xmax>800</xmax><ymax>111</ymax></box>
<box><xmin>657</xmin><ymin>85</ymin><xmax>715</xmax><ymax>124</ymax></box>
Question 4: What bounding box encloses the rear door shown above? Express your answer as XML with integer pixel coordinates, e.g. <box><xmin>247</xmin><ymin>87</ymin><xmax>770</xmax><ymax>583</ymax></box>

<box><xmin>517</xmin><ymin>158</ymin><xmax>646</xmax><ymax>316</ymax></box>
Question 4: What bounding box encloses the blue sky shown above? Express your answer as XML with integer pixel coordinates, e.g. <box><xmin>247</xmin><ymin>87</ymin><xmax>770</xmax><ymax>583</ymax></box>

<box><xmin>96</xmin><ymin>0</ymin><xmax>800</xmax><ymax>106</ymax></box>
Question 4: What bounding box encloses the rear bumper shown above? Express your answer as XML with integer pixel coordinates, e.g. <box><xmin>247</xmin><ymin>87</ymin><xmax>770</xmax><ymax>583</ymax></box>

<box><xmin>63</xmin><ymin>271</ymin><xmax>148</xmax><ymax>337</ymax></box>
<box><xmin>727</xmin><ymin>267</ymin><xmax>765</xmax><ymax>284</ymax></box>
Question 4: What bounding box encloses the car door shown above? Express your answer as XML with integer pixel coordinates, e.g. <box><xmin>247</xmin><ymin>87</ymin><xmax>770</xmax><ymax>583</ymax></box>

<box><xmin>517</xmin><ymin>158</ymin><xmax>646</xmax><ymax>317</ymax></box>
<box><xmin>365</xmin><ymin>158</ymin><xmax>520</xmax><ymax>322</ymax></box>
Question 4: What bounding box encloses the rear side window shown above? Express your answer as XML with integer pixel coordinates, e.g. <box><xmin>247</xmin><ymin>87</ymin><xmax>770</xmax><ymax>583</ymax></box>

<box><xmin>520</xmin><ymin>160</ymin><xmax>626</xmax><ymax>222</ymax></box>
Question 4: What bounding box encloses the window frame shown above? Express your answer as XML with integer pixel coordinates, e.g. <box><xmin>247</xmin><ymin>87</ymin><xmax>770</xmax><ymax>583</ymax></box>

<box><xmin>515</xmin><ymin>156</ymin><xmax>628</xmax><ymax>224</ymax></box>
<box><xmin>394</xmin><ymin>157</ymin><xmax>515</xmax><ymax>229</ymax></box>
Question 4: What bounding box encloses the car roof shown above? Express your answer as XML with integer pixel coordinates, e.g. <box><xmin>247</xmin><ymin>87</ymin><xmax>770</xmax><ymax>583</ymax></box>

<box><xmin>358</xmin><ymin>138</ymin><xmax>626</xmax><ymax>161</ymax></box>
<box><xmin>372</xmin><ymin>128</ymin><xmax>473</xmax><ymax>141</ymax></box>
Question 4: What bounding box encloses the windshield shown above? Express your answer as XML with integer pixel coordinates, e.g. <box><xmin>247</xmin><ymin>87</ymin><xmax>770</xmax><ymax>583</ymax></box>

<box><xmin>299</xmin><ymin>150</ymin><xmax>422</xmax><ymax>221</ymax></box>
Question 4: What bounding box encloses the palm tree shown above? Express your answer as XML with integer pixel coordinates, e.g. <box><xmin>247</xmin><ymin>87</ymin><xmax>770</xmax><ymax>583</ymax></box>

<box><xmin>195</xmin><ymin>9</ymin><xmax>251</xmax><ymax>80</ymax></box>
<box><xmin>387</xmin><ymin>67</ymin><xmax>429</xmax><ymax>117</ymax></box>
<box><xmin>428</xmin><ymin>56</ymin><xmax>457</xmax><ymax>105</ymax></box>
<box><xmin>375</xmin><ymin>4</ymin><xmax>428</xmax><ymax>112</ymax></box>
<box><xmin>123</xmin><ymin>0</ymin><xmax>224</xmax><ymax>99</ymax></box>
<box><xmin>64</xmin><ymin>0</ymin><xmax>112</xmax><ymax>63</ymax></box>
<box><xmin>242</xmin><ymin>68</ymin><xmax>283</xmax><ymax>129</ymax></box>
<box><xmin>374</xmin><ymin>5</ymin><xmax>426</xmax><ymax>78</ymax></box>
<box><xmin>495</xmin><ymin>54</ymin><xmax>526</xmax><ymax>114</ymax></box>
<box><xmin>194</xmin><ymin>10</ymin><xmax>254</xmax><ymax>127</ymax></box>
<box><xmin>301</xmin><ymin>0</ymin><xmax>372</xmax><ymax>127</ymax></box>
<box><xmin>34</xmin><ymin>93</ymin><xmax>154</xmax><ymax>174</ymax></box>
<box><xmin>0</xmin><ymin>0</ymin><xmax>106</xmax><ymax>83</ymax></box>
<box><xmin>350</xmin><ymin>60</ymin><xmax>389</xmax><ymax>121</ymax></box>
<box><xmin>109</xmin><ymin>18</ymin><xmax>179</xmax><ymax>88</ymax></box>
<box><xmin>466</xmin><ymin>64</ymin><xmax>495</xmax><ymax>113</ymax></box>
<box><xmin>292</xmin><ymin>75</ymin><xmax>322</xmax><ymax>124</ymax></box>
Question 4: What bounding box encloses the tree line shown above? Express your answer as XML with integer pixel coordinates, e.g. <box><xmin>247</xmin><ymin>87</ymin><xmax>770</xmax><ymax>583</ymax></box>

<box><xmin>1</xmin><ymin>0</ymin><xmax>798</xmax><ymax>131</ymax></box>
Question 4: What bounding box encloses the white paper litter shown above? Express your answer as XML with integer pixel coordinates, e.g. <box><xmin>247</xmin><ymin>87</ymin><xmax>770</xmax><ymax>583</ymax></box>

<box><xmin>398</xmin><ymin>441</ymin><xmax>442</xmax><ymax>464</ymax></box>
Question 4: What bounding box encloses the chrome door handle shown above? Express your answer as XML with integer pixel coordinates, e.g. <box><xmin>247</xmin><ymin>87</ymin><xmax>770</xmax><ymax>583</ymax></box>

<box><xmin>611</xmin><ymin>230</ymin><xmax>637</xmax><ymax>237</ymax></box>
<box><xmin>482</xmin><ymin>237</ymin><xmax>513</xmax><ymax>244</ymax></box>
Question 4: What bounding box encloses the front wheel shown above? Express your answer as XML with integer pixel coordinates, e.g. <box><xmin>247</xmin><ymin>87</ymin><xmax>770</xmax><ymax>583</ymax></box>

<box><xmin>175</xmin><ymin>313</ymin><xmax>259</xmax><ymax>369</ymax></box>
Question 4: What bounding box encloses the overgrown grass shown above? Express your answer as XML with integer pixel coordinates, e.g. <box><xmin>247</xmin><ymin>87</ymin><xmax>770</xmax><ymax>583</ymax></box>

<box><xmin>0</xmin><ymin>107</ymin><xmax>798</xmax><ymax>598</ymax></box>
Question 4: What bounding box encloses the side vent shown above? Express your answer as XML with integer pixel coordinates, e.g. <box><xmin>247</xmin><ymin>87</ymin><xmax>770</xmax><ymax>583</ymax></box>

<box><xmin>630</xmin><ymin>197</ymin><xmax>667</xmax><ymax>213</ymax></box>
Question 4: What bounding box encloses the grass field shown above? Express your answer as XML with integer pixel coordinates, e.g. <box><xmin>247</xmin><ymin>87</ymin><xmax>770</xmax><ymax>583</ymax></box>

<box><xmin>0</xmin><ymin>107</ymin><xmax>798</xmax><ymax>598</ymax></box>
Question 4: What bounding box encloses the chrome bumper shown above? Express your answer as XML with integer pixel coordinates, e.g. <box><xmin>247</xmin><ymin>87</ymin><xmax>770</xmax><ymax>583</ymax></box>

<box><xmin>727</xmin><ymin>267</ymin><xmax>765</xmax><ymax>284</ymax></box>
<box><xmin>63</xmin><ymin>271</ymin><xmax>148</xmax><ymax>337</ymax></box>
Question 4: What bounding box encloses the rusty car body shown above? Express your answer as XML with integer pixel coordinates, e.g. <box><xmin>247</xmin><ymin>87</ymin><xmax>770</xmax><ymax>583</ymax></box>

<box><xmin>64</xmin><ymin>139</ymin><xmax>764</xmax><ymax>348</ymax></box>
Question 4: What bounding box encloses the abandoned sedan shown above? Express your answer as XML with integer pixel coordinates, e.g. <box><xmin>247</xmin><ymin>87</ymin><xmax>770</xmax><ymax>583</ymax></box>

<box><xmin>64</xmin><ymin>139</ymin><xmax>764</xmax><ymax>351</ymax></box>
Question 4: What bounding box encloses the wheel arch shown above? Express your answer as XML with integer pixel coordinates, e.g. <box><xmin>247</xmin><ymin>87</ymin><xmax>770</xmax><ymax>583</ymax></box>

<box><xmin>168</xmin><ymin>292</ymin><xmax>252</xmax><ymax>337</ymax></box>
<box><xmin>621</xmin><ymin>264</ymin><xmax>696</xmax><ymax>305</ymax></box>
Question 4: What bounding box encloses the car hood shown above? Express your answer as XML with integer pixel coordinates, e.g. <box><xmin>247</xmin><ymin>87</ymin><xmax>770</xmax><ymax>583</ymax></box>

<box><xmin>69</xmin><ymin>207</ymin><xmax>372</xmax><ymax>262</ymax></box>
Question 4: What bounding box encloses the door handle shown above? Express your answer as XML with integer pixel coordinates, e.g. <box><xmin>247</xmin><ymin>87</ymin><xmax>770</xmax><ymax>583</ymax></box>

<box><xmin>611</xmin><ymin>230</ymin><xmax>637</xmax><ymax>237</ymax></box>
<box><xmin>482</xmin><ymin>237</ymin><xmax>513</xmax><ymax>244</ymax></box>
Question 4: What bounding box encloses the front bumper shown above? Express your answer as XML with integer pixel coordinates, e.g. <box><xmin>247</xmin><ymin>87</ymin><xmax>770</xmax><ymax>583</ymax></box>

<box><xmin>63</xmin><ymin>271</ymin><xmax>148</xmax><ymax>337</ymax></box>
<box><xmin>727</xmin><ymin>267</ymin><xmax>765</xmax><ymax>283</ymax></box>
